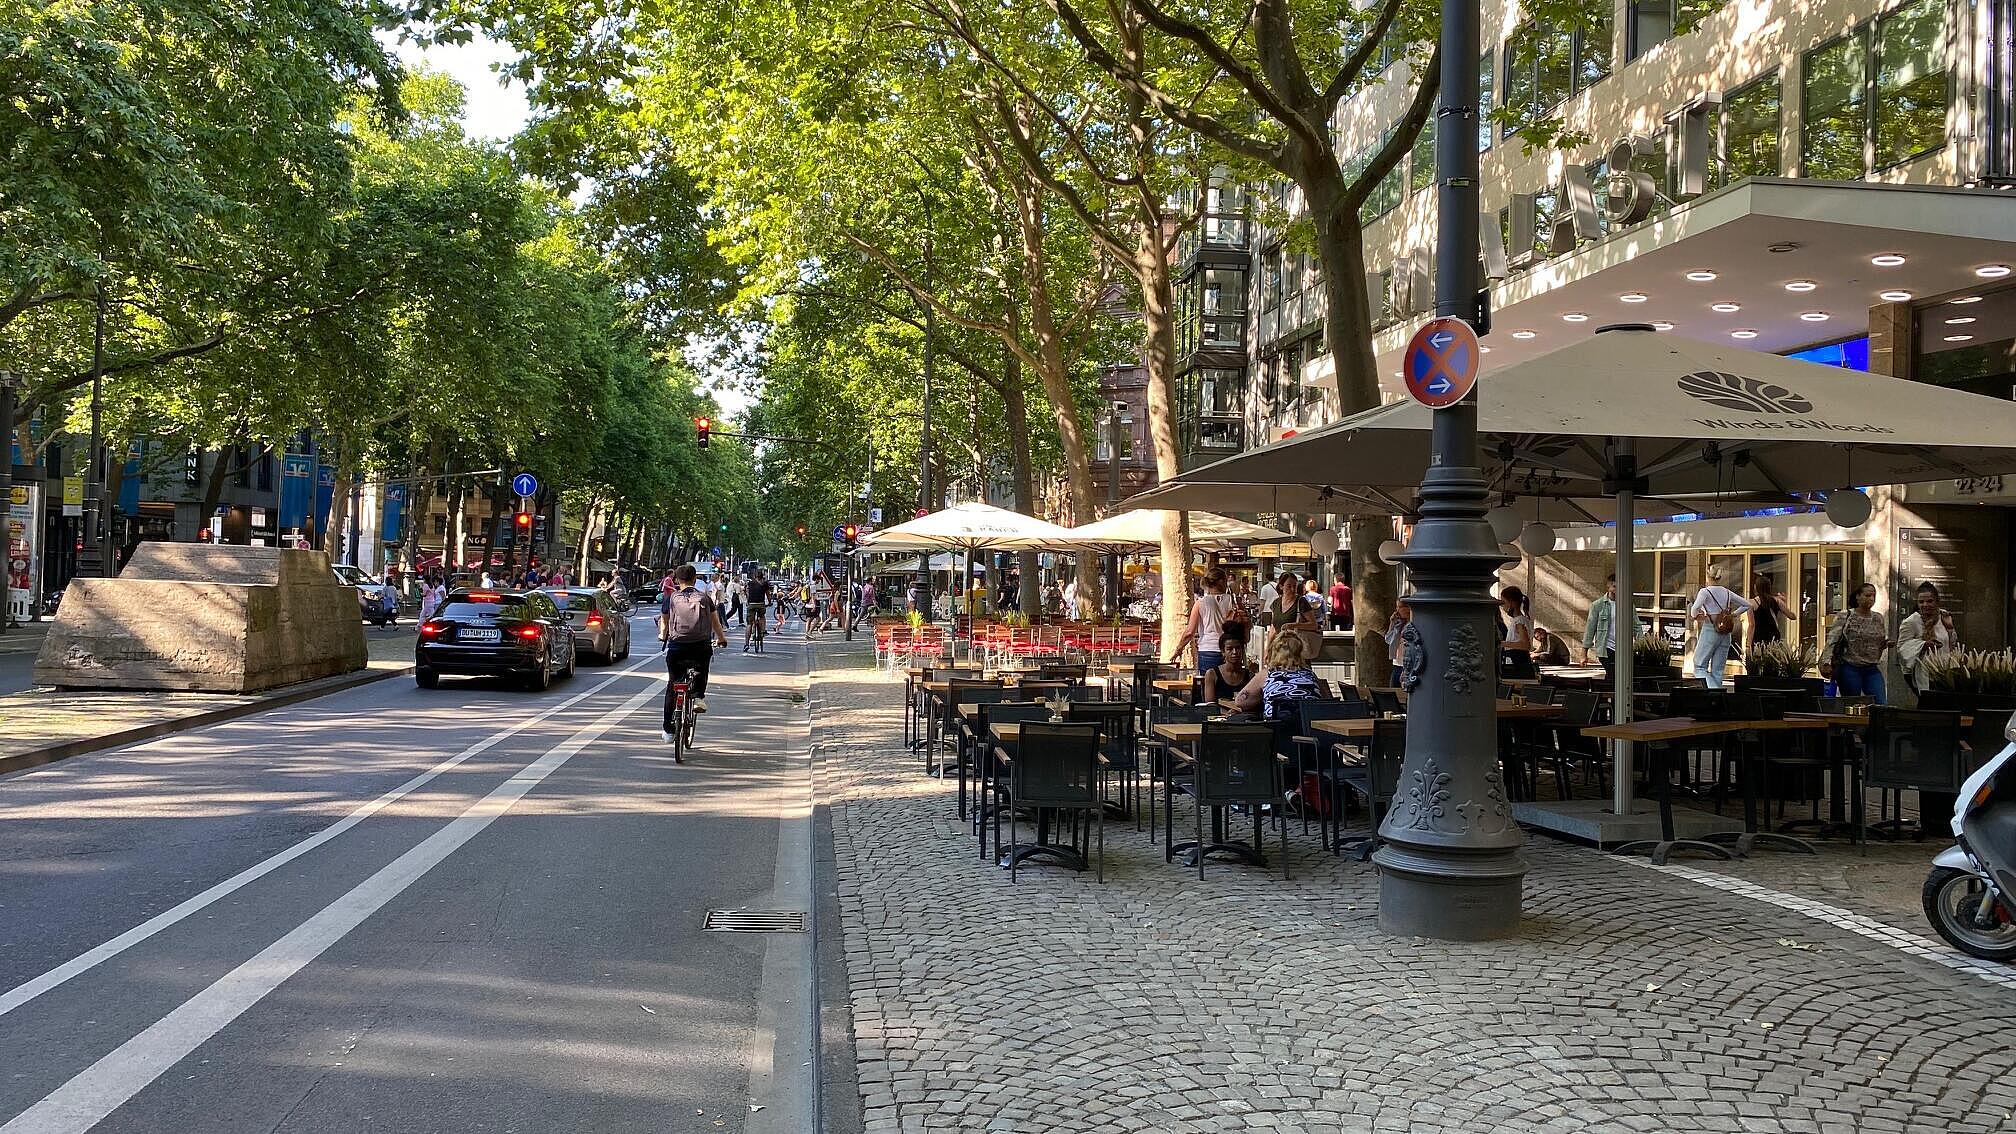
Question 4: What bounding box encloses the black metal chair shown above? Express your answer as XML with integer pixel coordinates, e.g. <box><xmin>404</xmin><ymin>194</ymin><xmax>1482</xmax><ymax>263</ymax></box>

<box><xmin>1864</xmin><ymin>708</ymin><xmax>1966</xmax><ymax>842</ymax></box>
<box><xmin>1067</xmin><ymin>700</ymin><xmax>1141</xmax><ymax>822</ymax></box>
<box><xmin>930</xmin><ymin>677</ymin><xmax>1001</xmax><ymax>775</ymax></box>
<box><xmin>1038</xmin><ymin>662</ymin><xmax>1091</xmax><ymax>690</ymax></box>
<box><xmin>1290</xmin><ymin>700</ymin><xmax>1372</xmax><ymax>834</ymax></box>
<box><xmin>1537</xmin><ymin>690</ymin><xmax>1608</xmax><ymax>800</ymax></box>
<box><xmin>1370</xmin><ymin>689</ymin><xmax>1404</xmax><ymax>717</ymax></box>
<box><xmin>1335</xmin><ymin>718</ymin><xmax>1407</xmax><ymax>861</ymax></box>
<box><xmin>1144</xmin><ymin>703</ymin><xmax>1214</xmax><ymax>841</ymax></box>
<box><xmin>1173</xmin><ymin>721</ymin><xmax>1290</xmax><ymax>879</ymax></box>
<box><xmin>973</xmin><ymin>701</ymin><xmax>1057</xmax><ymax>859</ymax></box>
<box><xmin>996</xmin><ymin>722</ymin><xmax>1106</xmax><ymax>882</ymax></box>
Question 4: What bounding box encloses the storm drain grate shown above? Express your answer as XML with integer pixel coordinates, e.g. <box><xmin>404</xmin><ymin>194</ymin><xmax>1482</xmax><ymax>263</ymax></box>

<box><xmin>703</xmin><ymin>908</ymin><xmax>808</xmax><ymax>933</ymax></box>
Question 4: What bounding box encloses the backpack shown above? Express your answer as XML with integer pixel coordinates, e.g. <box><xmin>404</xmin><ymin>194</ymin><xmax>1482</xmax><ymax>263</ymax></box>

<box><xmin>661</xmin><ymin>588</ymin><xmax>713</xmax><ymax>642</ymax></box>
<box><xmin>1705</xmin><ymin>587</ymin><xmax>1737</xmax><ymax>635</ymax></box>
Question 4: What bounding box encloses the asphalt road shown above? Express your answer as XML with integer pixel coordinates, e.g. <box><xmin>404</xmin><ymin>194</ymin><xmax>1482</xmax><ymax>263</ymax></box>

<box><xmin>0</xmin><ymin>644</ymin><xmax>36</xmax><ymax>694</ymax></box>
<box><xmin>0</xmin><ymin>611</ymin><xmax>817</xmax><ymax>1134</ymax></box>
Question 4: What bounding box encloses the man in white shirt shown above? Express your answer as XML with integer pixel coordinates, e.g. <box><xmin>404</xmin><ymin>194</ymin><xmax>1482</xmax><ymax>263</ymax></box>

<box><xmin>1258</xmin><ymin>576</ymin><xmax>1279</xmax><ymax>613</ymax></box>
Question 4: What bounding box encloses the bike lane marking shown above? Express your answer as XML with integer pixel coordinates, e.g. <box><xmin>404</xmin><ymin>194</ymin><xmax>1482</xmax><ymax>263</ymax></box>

<box><xmin>0</xmin><ymin>680</ymin><xmax>664</xmax><ymax>1134</ymax></box>
<box><xmin>0</xmin><ymin>647</ymin><xmax>663</xmax><ymax>1019</ymax></box>
<box><xmin>1618</xmin><ymin>857</ymin><xmax>2016</xmax><ymax>992</ymax></box>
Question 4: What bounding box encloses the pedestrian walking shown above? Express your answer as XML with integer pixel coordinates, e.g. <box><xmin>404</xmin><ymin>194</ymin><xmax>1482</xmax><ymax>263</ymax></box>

<box><xmin>1898</xmin><ymin>581</ymin><xmax>1958</xmax><ymax>695</ymax></box>
<box><xmin>1687</xmin><ymin>566</ymin><xmax>1751</xmax><ymax>689</ymax></box>
<box><xmin>1327</xmin><ymin>575</ymin><xmax>1353</xmax><ymax>631</ymax></box>
<box><xmin>1582</xmin><ymin>574</ymin><xmax>1619</xmax><ymax>682</ymax></box>
<box><xmin>1821</xmin><ymin>581</ymin><xmax>1892</xmax><ymax>701</ymax></box>
<box><xmin>1498</xmin><ymin>585</ymin><xmax>1536</xmax><ymax>679</ymax></box>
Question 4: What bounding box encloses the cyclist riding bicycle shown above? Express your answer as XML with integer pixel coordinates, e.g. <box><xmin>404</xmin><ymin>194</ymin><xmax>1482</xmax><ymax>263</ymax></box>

<box><xmin>660</xmin><ymin>564</ymin><xmax>729</xmax><ymax>740</ymax></box>
<box><xmin>743</xmin><ymin>569</ymin><xmax>773</xmax><ymax>653</ymax></box>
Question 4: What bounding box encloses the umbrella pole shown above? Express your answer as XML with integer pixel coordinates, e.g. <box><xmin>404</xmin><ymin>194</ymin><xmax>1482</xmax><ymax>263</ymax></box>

<box><xmin>1611</xmin><ymin>439</ymin><xmax>1639</xmax><ymax>818</ymax></box>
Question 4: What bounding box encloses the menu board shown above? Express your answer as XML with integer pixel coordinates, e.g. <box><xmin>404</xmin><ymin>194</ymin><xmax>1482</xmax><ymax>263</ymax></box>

<box><xmin>1897</xmin><ymin>527</ymin><xmax>1967</xmax><ymax>639</ymax></box>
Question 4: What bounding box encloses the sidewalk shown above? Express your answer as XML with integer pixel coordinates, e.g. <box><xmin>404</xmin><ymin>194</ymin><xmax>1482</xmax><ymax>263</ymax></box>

<box><xmin>807</xmin><ymin>646</ymin><xmax>2016</xmax><ymax>1134</ymax></box>
<box><xmin>0</xmin><ymin>624</ymin><xmax>417</xmax><ymax>775</ymax></box>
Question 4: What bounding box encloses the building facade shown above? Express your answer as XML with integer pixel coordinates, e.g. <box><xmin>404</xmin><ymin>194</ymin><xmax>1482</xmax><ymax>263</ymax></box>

<box><xmin>1181</xmin><ymin>0</ymin><xmax>2016</xmax><ymax>674</ymax></box>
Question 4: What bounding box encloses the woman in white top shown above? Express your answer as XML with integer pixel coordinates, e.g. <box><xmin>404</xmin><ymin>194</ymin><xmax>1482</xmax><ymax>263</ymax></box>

<box><xmin>1499</xmin><ymin>585</ymin><xmax>1536</xmax><ymax>678</ymax></box>
<box><xmin>1688</xmin><ymin>564</ymin><xmax>1753</xmax><ymax>690</ymax></box>
<box><xmin>1896</xmin><ymin>580</ymin><xmax>1957</xmax><ymax>694</ymax></box>
<box><xmin>1168</xmin><ymin>567</ymin><xmax>1238</xmax><ymax>675</ymax></box>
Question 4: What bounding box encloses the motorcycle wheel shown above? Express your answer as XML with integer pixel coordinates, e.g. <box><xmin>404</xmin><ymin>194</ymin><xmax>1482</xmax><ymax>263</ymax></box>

<box><xmin>1922</xmin><ymin>866</ymin><xmax>2016</xmax><ymax>961</ymax></box>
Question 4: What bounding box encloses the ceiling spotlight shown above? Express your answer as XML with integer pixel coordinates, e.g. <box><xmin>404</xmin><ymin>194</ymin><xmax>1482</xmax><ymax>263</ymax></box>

<box><xmin>1562</xmin><ymin>312</ymin><xmax>1590</xmax><ymax>322</ymax></box>
<box><xmin>1784</xmin><ymin>280</ymin><xmax>1818</xmax><ymax>293</ymax></box>
<box><xmin>1879</xmin><ymin>290</ymin><xmax>1913</xmax><ymax>302</ymax></box>
<box><xmin>1870</xmin><ymin>253</ymin><xmax>1907</xmax><ymax>267</ymax></box>
<box><xmin>1652</xmin><ymin>321</ymin><xmax>1675</xmax><ymax>331</ymax></box>
<box><xmin>1512</xmin><ymin>330</ymin><xmax>1537</xmax><ymax>340</ymax></box>
<box><xmin>1731</xmin><ymin>329</ymin><xmax>1759</xmax><ymax>339</ymax></box>
<box><xmin>1619</xmin><ymin>292</ymin><xmax>1649</xmax><ymax>304</ymax></box>
<box><xmin>1711</xmin><ymin>302</ymin><xmax>1741</xmax><ymax>313</ymax></box>
<box><xmin>1947</xmin><ymin>316</ymin><xmax>1977</xmax><ymax>325</ymax></box>
<box><xmin>1686</xmin><ymin>269</ymin><xmax>1718</xmax><ymax>282</ymax></box>
<box><xmin>1976</xmin><ymin>264</ymin><xmax>2012</xmax><ymax>278</ymax></box>
<box><xmin>1799</xmin><ymin>311</ymin><xmax>1830</xmax><ymax>322</ymax></box>
<box><xmin>1951</xmin><ymin>296</ymin><xmax>1983</xmax><ymax>304</ymax></box>
<box><xmin>1480</xmin><ymin>345</ymin><xmax>1493</xmax><ymax>353</ymax></box>
<box><xmin>1945</xmin><ymin>334</ymin><xmax>1975</xmax><ymax>342</ymax></box>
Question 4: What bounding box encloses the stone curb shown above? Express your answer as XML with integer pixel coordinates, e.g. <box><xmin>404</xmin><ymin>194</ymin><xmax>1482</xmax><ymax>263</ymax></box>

<box><xmin>0</xmin><ymin>664</ymin><xmax>412</xmax><ymax>778</ymax></box>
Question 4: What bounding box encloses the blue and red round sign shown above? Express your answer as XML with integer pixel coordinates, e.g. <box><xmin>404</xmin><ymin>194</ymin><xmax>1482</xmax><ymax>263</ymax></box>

<box><xmin>1403</xmin><ymin>317</ymin><xmax>1480</xmax><ymax>408</ymax></box>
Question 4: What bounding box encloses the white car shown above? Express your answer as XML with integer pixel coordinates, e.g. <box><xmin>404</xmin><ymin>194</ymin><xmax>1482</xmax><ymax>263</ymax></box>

<box><xmin>333</xmin><ymin>564</ymin><xmax>400</xmax><ymax>625</ymax></box>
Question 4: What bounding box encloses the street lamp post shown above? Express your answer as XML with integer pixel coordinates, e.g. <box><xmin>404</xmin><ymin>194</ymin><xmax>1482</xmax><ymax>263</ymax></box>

<box><xmin>0</xmin><ymin>369</ymin><xmax>16</xmax><ymax>634</ymax></box>
<box><xmin>1106</xmin><ymin>402</ymin><xmax>1124</xmax><ymax>615</ymax></box>
<box><xmin>1371</xmin><ymin>2</ymin><xmax>1529</xmax><ymax>938</ymax></box>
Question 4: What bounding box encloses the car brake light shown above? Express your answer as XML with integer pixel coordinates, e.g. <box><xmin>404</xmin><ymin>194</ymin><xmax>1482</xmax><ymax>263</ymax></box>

<box><xmin>467</xmin><ymin>592</ymin><xmax>500</xmax><ymax>601</ymax></box>
<box><xmin>516</xmin><ymin>625</ymin><xmax>542</xmax><ymax>640</ymax></box>
<box><xmin>420</xmin><ymin>621</ymin><xmax>445</xmax><ymax>637</ymax></box>
<box><xmin>586</xmin><ymin>613</ymin><xmax>603</xmax><ymax>628</ymax></box>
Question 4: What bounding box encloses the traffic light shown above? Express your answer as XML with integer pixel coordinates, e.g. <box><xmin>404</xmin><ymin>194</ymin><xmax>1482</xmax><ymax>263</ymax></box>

<box><xmin>794</xmin><ymin>524</ymin><xmax>807</xmax><ymax>538</ymax></box>
<box><xmin>842</xmin><ymin>523</ymin><xmax>859</xmax><ymax>544</ymax></box>
<box><xmin>694</xmin><ymin>416</ymin><xmax>710</xmax><ymax>448</ymax></box>
<box><xmin>533</xmin><ymin>514</ymin><xmax>548</xmax><ymax>542</ymax></box>
<box><xmin>719</xmin><ymin>522</ymin><xmax>729</xmax><ymax>534</ymax></box>
<box><xmin>513</xmin><ymin>511</ymin><xmax>533</xmax><ymax>537</ymax></box>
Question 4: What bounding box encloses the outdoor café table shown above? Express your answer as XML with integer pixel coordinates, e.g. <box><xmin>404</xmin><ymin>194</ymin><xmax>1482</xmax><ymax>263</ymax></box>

<box><xmin>1583</xmin><ymin>717</ymin><xmax>1827</xmax><ymax>862</ymax></box>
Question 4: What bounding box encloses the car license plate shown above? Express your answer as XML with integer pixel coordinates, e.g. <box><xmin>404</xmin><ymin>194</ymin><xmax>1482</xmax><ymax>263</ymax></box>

<box><xmin>460</xmin><ymin>628</ymin><xmax>501</xmax><ymax>643</ymax></box>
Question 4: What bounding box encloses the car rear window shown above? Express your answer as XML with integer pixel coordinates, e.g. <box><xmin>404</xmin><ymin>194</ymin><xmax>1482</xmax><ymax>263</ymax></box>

<box><xmin>440</xmin><ymin>595</ymin><xmax>526</xmax><ymax>619</ymax></box>
<box><xmin>560</xmin><ymin>594</ymin><xmax>598</xmax><ymax>612</ymax></box>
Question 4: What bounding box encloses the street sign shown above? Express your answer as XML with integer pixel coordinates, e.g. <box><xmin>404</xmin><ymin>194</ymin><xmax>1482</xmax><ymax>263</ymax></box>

<box><xmin>869</xmin><ymin>507</ymin><xmax>883</xmax><ymax>525</ymax></box>
<box><xmin>1403</xmin><ymin>317</ymin><xmax>1481</xmax><ymax>409</ymax></box>
<box><xmin>511</xmin><ymin>472</ymin><xmax>539</xmax><ymax>498</ymax></box>
<box><xmin>831</xmin><ymin>525</ymin><xmax>848</xmax><ymax>542</ymax></box>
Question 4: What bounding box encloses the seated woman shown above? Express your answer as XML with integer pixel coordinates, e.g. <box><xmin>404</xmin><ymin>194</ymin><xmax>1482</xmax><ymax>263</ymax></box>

<box><xmin>1201</xmin><ymin>624</ymin><xmax>1257</xmax><ymax>704</ymax></box>
<box><xmin>1233</xmin><ymin>630</ymin><xmax>1324</xmax><ymax>720</ymax></box>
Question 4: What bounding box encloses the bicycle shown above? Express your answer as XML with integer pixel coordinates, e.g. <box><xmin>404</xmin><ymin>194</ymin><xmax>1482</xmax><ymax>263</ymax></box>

<box><xmin>745</xmin><ymin>604</ymin><xmax>768</xmax><ymax>654</ymax></box>
<box><xmin>666</xmin><ymin>664</ymin><xmax>700</xmax><ymax>763</ymax></box>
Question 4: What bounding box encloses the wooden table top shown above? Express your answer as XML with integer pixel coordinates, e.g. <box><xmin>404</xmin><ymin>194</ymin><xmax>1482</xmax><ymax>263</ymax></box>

<box><xmin>1310</xmin><ymin>718</ymin><xmax>1381</xmax><ymax>738</ymax></box>
<box><xmin>1151</xmin><ymin>722</ymin><xmax>1207</xmax><ymax>744</ymax></box>
<box><xmin>1582</xmin><ymin>716</ymin><xmax>1830</xmax><ymax>742</ymax></box>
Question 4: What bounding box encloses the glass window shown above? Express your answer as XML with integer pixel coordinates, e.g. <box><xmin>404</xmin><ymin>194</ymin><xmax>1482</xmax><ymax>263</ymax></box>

<box><xmin>1503</xmin><ymin>6</ymin><xmax>1606</xmax><ymax>139</ymax></box>
<box><xmin>1802</xmin><ymin>33</ymin><xmax>1866</xmax><ymax>179</ymax></box>
<box><xmin>1411</xmin><ymin>116</ymin><xmax>1436</xmax><ymax>194</ymax></box>
<box><xmin>1629</xmin><ymin>0</ymin><xmax>1724</xmax><ymax>60</ymax></box>
<box><xmin>1479</xmin><ymin>51</ymin><xmax>1494</xmax><ymax>152</ymax></box>
<box><xmin>1875</xmin><ymin>0</ymin><xmax>1949</xmax><ymax>168</ymax></box>
<box><xmin>1719</xmin><ymin>74</ymin><xmax>1781</xmax><ymax>186</ymax></box>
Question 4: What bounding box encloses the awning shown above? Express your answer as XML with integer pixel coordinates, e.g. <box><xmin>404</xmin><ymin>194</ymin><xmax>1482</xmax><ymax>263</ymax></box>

<box><xmin>1060</xmin><ymin>509</ymin><xmax>1293</xmax><ymax>553</ymax></box>
<box><xmin>856</xmin><ymin>501</ymin><xmax>1073</xmax><ymax>553</ymax></box>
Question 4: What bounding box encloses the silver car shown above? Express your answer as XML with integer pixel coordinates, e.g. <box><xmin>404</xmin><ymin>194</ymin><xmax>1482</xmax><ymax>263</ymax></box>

<box><xmin>540</xmin><ymin>587</ymin><xmax>632</xmax><ymax>664</ymax></box>
<box><xmin>333</xmin><ymin>563</ymin><xmax>400</xmax><ymax>625</ymax></box>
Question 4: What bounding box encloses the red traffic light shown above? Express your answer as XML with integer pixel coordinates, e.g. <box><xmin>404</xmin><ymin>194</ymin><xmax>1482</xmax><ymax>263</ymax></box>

<box><xmin>514</xmin><ymin>512</ymin><xmax>533</xmax><ymax>530</ymax></box>
<box><xmin>794</xmin><ymin>525</ymin><xmax>807</xmax><ymax>537</ymax></box>
<box><xmin>694</xmin><ymin>415</ymin><xmax>711</xmax><ymax>448</ymax></box>
<box><xmin>842</xmin><ymin>523</ymin><xmax>859</xmax><ymax>542</ymax></box>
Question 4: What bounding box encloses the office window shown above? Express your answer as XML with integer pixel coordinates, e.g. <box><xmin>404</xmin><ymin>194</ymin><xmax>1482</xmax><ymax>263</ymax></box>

<box><xmin>1479</xmin><ymin>51</ymin><xmax>1494</xmax><ymax>152</ymax></box>
<box><xmin>1629</xmin><ymin>0</ymin><xmax>1724</xmax><ymax>60</ymax></box>
<box><xmin>1720</xmin><ymin>74</ymin><xmax>1781</xmax><ymax>185</ymax></box>
<box><xmin>1875</xmin><ymin>0</ymin><xmax>1949</xmax><ymax>168</ymax></box>
<box><xmin>1802</xmin><ymin>34</ymin><xmax>1866</xmax><ymax>179</ymax></box>
<box><xmin>1503</xmin><ymin>5</ymin><xmax>1607</xmax><ymax>139</ymax></box>
<box><xmin>1410</xmin><ymin>116</ymin><xmax>1436</xmax><ymax>194</ymax></box>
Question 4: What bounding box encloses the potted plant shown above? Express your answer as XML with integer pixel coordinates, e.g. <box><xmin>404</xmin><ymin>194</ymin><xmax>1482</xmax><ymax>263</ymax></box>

<box><xmin>1746</xmin><ymin>640</ymin><xmax>1816</xmax><ymax>681</ymax></box>
<box><xmin>1633</xmin><ymin>633</ymin><xmax>1677</xmax><ymax>680</ymax></box>
<box><xmin>1922</xmin><ymin>647</ymin><xmax>2016</xmax><ymax>711</ymax></box>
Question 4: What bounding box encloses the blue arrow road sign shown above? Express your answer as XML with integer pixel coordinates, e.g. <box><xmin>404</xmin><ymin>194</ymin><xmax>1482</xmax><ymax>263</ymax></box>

<box><xmin>1403</xmin><ymin>317</ymin><xmax>1480</xmax><ymax>409</ymax></box>
<box><xmin>511</xmin><ymin>472</ymin><xmax>539</xmax><ymax>498</ymax></box>
<box><xmin>832</xmin><ymin>525</ymin><xmax>848</xmax><ymax>541</ymax></box>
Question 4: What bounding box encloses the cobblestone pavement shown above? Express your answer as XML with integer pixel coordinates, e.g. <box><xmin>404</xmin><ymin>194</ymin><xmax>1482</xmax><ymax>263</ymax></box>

<box><xmin>808</xmin><ymin>647</ymin><xmax>2016</xmax><ymax>1134</ymax></box>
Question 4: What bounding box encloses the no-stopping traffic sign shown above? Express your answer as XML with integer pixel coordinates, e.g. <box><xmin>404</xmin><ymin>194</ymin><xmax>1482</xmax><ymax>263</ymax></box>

<box><xmin>1403</xmin><ymin>317</ymin><xmax>1480</xmax><ymax>409</ymax></box>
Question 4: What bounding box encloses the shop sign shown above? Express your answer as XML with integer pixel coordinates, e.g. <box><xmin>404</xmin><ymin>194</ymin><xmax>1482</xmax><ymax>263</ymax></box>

<box><xmin>1508</xmin><ymin>95</ymin><xmax>1720</xmax><ymax>269</ymax></box>
<box><xmin>1903</xmin><ymin>475</ymin><xmax>2016</xmax><ymax>505</ymax></box>
<box><xmin>62</xmin><ymin>474</ymin><xmax>83</xmax><ymax>516</ymax></box>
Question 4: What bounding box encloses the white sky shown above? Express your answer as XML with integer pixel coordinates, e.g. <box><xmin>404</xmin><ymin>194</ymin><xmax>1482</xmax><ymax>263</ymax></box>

<box><xmin>381</xmin><ymin>32</ymin><xmax>532</xmax><ymax>141</ymax></box>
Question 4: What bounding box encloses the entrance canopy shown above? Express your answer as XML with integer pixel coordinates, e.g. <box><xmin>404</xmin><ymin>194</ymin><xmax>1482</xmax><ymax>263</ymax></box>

<box><xmin>1181</xmin><ymin>325</ymin><xmax>2016</xmax><ymax>499</ymax></box>
<box><xmin>1061</xmin><ymin>510</ymin><xmax>1292</xmax><ymax>554</ymax></box>
<box><xmin>1119</xmin><ymin>478</ymin><xmax>1783</xmax><ymax>525</ymax></box>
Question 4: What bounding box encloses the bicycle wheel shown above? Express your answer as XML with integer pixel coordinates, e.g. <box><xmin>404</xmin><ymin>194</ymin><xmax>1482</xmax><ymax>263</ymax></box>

<box><xmin>670</xmin><ymin>687</ymin><xmax>688</xmax><ymax>763</ymax></box>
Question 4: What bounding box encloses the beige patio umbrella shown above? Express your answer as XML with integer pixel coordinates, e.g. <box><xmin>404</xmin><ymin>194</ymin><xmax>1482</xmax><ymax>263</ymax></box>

<box><xmin>1062</xmin><ymin>509</ymin><xmax>1293</xmax><ymax>554</ymax></box>
<box><xmin>856</xmin><ymin>502</ymin><xmax>1074</xmax><ymax>613</ymax></box>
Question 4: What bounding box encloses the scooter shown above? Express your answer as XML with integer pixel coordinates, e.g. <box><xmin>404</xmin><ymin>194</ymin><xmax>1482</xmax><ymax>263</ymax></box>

<box><xmin>1923</xmin><ymin>717</ymin><xmax>2016</xmax><ymax>961</ymax></box>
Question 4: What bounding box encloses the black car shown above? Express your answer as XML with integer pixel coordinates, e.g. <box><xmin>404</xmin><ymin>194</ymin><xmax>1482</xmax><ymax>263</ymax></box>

<box><xmin>415</xmin><ymin>589</ymin><xmax>577</xmax><ymax>690</ymax></box>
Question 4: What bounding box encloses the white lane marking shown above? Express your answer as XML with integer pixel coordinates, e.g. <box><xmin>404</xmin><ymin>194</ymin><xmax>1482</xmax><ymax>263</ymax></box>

<box><xmin>1</xmin><ymin>682</ymin><xmax>661</xmax><ymax>1134</ymax></box>
<box><xmin>1617</xmin><ymin>857</ymin><xmax>2016</xmax><ymax>991</ymax></box>
<box><xmin>0</xmin><ymin>650</ymin><xmax>662</xmax><ymax>1019</ymax></box>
